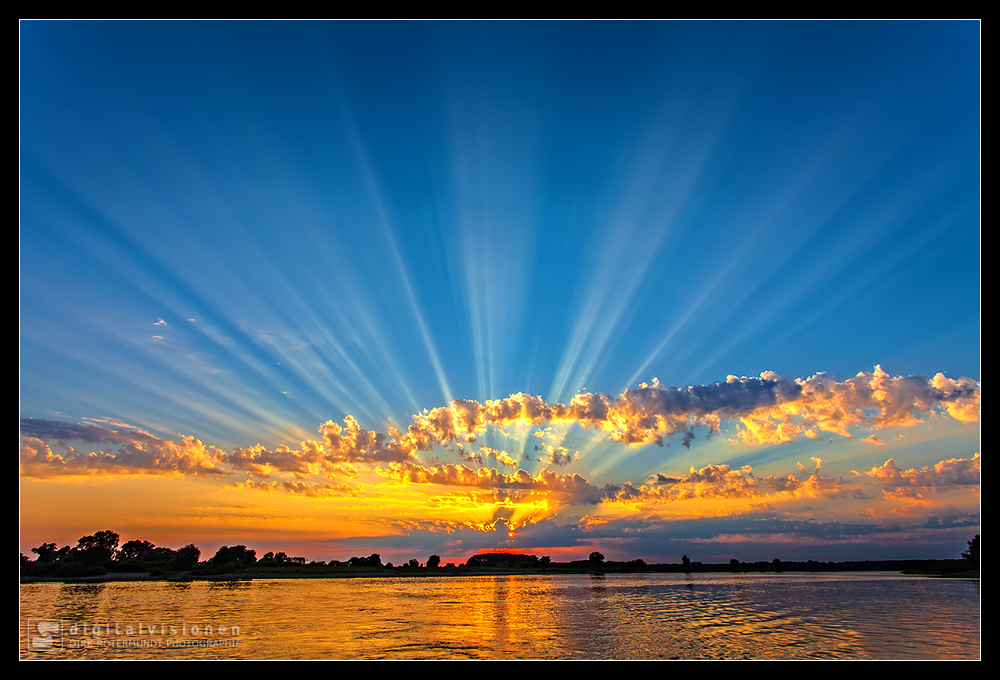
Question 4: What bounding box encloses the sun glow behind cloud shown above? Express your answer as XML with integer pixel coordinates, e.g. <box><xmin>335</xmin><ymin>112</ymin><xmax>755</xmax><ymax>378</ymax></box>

<box><xmin>21</xmin><ymin>367</ymin><xmax>980</xmax><ymax>561</ymax></box>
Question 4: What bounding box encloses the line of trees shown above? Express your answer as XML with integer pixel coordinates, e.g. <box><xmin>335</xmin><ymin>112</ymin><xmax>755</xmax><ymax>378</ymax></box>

<box><xmin>21</xmin><ymin>531</ymin><xmax>200</xmax><ymax>577</ymax></box>
<box><xmin>21</xmin><ymin>531</ymin><xmax>450</xmax><ymax>577</ymax></box>
<box><xmin>22</xmin><ymin>530</ymin><xmax>981</xmax><ymax>578</ymax></box>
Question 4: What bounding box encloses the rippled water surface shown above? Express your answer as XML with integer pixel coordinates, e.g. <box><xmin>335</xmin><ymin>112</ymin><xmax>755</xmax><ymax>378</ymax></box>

<box><xmin>20</xmin><ymin>572</ymin><xmax>979</xmax><ymax>659</ymax></box>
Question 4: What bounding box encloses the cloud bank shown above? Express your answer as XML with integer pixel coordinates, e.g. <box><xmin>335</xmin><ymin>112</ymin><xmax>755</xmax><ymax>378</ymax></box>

<box><xmin>21</xmin><ymin>367</ymin><xmax>978</xmax><ymax>484</ymax></box>
<box><xmin>19</xmin><ymin>367</ymin><xmax>980</xmax><ymax>558</ymax></box>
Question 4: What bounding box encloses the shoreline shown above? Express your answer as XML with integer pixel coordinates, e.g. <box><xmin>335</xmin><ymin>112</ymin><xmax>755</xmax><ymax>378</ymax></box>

<box><xmin>21</xmin><ymin>562</ymin><xmax>979</xmax><ymax>585</ymax></box>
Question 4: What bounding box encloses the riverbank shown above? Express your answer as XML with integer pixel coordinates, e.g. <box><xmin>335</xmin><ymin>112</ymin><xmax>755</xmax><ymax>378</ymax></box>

<box><xmin>20</xmin><ymin>559</ymin><xmax>978</xmax><ymax>584</ymax></box>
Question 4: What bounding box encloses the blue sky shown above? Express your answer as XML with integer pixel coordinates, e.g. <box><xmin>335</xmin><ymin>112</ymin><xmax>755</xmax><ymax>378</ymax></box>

<box><xmin>20</xmin><ymin>21</ymin><xmax>979</xmax><ymax>563</ymax></box>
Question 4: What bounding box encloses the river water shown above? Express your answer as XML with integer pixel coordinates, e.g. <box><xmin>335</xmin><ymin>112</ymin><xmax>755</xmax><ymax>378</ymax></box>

<box><xmin>20</xmin><ymin>572</ymin><xmax>980</xmax><ymax>660</ymax></box>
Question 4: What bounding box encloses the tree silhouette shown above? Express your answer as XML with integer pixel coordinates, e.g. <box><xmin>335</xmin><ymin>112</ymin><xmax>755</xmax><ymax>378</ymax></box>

<box><xmin>76</xmin><ymin>530</ymin><xmax>119</xmax><ymax>562</ymax></box>
<box><xmin>118</xmin><ymin>540</ymin><xmax>156</xmax><ymax>561</ymax></box>
<box><xmin>348</xmin><ymin>553</ymin><xmax>382</xmax><ymax>567</ymax></box>
<box><xmin>31</xmin><ymin>543</ymin><xmax>63</xmax><ymax>564</ymax></box>
<box><xmin>427</xmin><ymin>555</ymin><xmax>441</xmax><ymax>568</ymax></box>
<box><xmin>172</xmin><ymin>544</ymin><xmax>200</xmax><ymax>570</ymax></box>
<box><xmin>210</xmin><ymin>545</ymin><xmax>256</xmax><ymax>567</ymax></box>
<box><xmin>962</xmin><ymin>534</ymin><xmax>980</xmax><ymax>566</ymax></box>
<box><xmin>589</xmin><ymin>551</ymin><xmax>605</xmax><ymax>567</ymax></box>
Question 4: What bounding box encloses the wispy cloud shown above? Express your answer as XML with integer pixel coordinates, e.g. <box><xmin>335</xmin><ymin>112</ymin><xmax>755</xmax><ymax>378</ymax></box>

<box><xmin>225</xmin><ymin>479</ymin><xmax>361</xmax><ymax>498</ymax></box>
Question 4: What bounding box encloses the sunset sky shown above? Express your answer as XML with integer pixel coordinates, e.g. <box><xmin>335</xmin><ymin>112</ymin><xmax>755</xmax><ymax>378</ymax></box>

<box><xmin>20</xmin><ymin>21</ymin><xmax>980</xmax><ymax>565</ymax></box>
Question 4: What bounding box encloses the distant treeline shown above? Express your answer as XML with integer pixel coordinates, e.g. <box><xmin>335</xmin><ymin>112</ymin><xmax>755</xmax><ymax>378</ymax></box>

<box><xmin>20</xmin><ymin>531</ymin><xmax>979</xmax><ymax>579</ymax></box>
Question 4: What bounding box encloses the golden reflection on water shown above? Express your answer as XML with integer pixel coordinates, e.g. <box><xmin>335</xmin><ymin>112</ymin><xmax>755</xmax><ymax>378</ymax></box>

<box><xmin>21</xmin><ymin>573</ymin><xmax>979</xmax><ymax>660</ymax></box>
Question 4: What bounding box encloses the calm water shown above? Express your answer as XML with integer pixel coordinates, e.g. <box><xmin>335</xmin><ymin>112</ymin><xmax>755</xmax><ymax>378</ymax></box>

<box><xmin>20</xmin><ymin>572</ymin><xmax>980</xmax><ymax>660</ymax></box>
